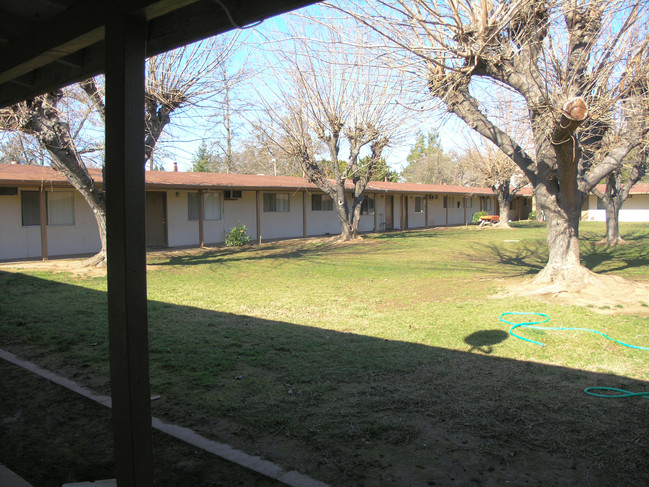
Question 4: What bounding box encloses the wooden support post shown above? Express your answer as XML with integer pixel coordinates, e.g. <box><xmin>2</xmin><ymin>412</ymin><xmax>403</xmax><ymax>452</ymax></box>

<box><xmin>302</xmin><ymin>191</ymin><xmax>307</xmax><ymax>238</ymax></box>
<box><xmin>256</xmin><ymin>191</ymin><xmax>262</xmax><ymax>244</ymax></box>
<box><xmin>39</xmin><ymin>188</ymin><xmax>48</xmax><ymax>261</ymax></box>
<box><xmin>198</xmin><ymin>190</ymin><xmax>205</xmax><ymax>247</ymax></box>
<box><xmin>425</xmin><ymin>195</ymin><xmax>429</xmax><ymax>228</ymax></box>
<box><xmin>105</xmin><ymin>14</ymin><xmax>153</xmax><ymax>487</ymax></box>
<box><xmin>373</xmin><ymin>194</ymin><xmax>377</xmax><ymax>232</ymax></box>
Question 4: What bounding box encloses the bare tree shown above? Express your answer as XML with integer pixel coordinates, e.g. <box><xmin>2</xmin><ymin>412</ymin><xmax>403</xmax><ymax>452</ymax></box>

<box><xmin>0</xmin><ymin>35</ymin><xmax>240</xmax><ymax>265</ymax></box>
<box><xmin>337</xmin><ymin>0</ymin><xmax>649</xmax><ymax>287</ymax></box>
<box><xmin>459</xmin><ymin>142</ymin><xmax>527</xmax><ymax>227</ymax></box>
<box><xmin>258</xmin><ymin>25</ymin><xmax>410</xmax><ymax>240</ymax></box>
<box><xmin>591</xmin><ymin>150</ymin><xmax>648</xmax><ymax>245</ymax></box>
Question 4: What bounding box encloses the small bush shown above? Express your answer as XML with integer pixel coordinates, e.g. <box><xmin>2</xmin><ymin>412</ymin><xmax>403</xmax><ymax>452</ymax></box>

<box><xmin>528</xmin><ymin>210</ymin><xmax>537</xmax><ymax>220</ymax></box>
<box><xmin>472</xmin><ymin>211</ymin><xmax>488</xmax><ymax>224</ymax></box>
<box><xmin>225</xmin><ymin>224</ymin><xmax>251</xmax><ymax>247</ymax></box>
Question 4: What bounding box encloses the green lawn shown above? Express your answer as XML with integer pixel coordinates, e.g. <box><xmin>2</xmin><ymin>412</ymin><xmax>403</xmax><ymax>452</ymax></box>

<box><xmin>1</xmin><ymin>221</ymin><xmax>648</xmax><ymax>485</ymax></box>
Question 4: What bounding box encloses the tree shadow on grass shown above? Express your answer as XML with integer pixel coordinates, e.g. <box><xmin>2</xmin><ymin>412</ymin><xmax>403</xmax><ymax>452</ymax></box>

<box><xmin>1</xmin><ymin>271</ymin><xmax>648</xmax><ymax>486</ymax></box>
<box><xmin>476</xmin><ymin>236</ymin><xmax>649</xmax><ymax>278</ymax></box>
<box><xmin>147</xmin><ymin>240</ymin><xmax>339</xmax><ymax>268</ymax></box>
<box><xmin>369</xmin><ymin>227</ymin><xmax>458</xmax><ymax>240</ymax></box>
<box><xmin>471</xmin><ymin>241</ymin><xmax>547</xmax><ymax>277</ymax></box>
<box><xmin>580</xmin><ymin>240</ymin><xmax>649</xmax><ymax>274</ymax></box>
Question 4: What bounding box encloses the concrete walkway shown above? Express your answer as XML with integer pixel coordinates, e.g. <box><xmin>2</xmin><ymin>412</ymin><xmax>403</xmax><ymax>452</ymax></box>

<box><xmin>0</xmin><ymin>464</ymin><xmax>33</xmax><ymax>487</ymax></box>
<box><xmin>0</xmin><ymin>349</ymin><xmax>328</xmax><ymax>487</ymax></box>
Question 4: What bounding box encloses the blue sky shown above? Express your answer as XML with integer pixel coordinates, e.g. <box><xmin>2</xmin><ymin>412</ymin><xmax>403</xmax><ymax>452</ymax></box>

<box><xmin>150</xmin><ymin>3</ymin><xmax>479</xmax><ymax>173</ymax></box>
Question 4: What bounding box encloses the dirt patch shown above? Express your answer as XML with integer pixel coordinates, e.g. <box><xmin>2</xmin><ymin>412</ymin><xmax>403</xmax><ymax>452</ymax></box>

<box><xmin>0</xmin><ymin>257</ymin><xmax>107</xmax><ymax>278</ymax></box>
<box><xmin>0</xmin><ymin>236</ymin><xmax>378</xmax><ymax>278</ymax></box>
<box><xmin>497</xmin><ymin>273</ymin><xmax>649</xmax><ymax>315</ymax></box>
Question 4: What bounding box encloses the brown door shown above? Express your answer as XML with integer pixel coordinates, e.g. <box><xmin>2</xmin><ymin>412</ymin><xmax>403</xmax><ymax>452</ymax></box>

<box><xmin>146</xmin><ymin>192</ymin><xmax>167</xmax><ymax>247</ymax></box>
<box><xmin>385</xmin><ymin>195</ymin><xmax>394</xmax><ymax>230</ymax></box>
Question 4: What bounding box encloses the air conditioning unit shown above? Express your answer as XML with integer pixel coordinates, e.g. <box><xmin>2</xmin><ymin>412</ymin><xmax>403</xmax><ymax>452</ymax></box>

<box><xmin>224</xmin><ymin>190</ymin><xmax>242</xmax><ymax>200</ymax></box>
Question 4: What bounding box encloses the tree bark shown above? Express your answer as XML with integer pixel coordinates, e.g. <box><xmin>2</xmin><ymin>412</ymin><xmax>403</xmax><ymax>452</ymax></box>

<box><xmin>17</xmin><ymin>94</ymin><xmax>108</xmax><ymax>266</ymax></box>
<box><xmin>602</xmin><ymin>203</ymin><xmax>625</xmax><ymax>246</ymax></box>
<box><xmin>496</xmin><ymin>193</ymin><xmax>511</xmax><ymax>228</ymax></box>
<box><xmin>533</xmin><ymin>98</ymin><xmax>591</xmax><ymax>286</ymax></box>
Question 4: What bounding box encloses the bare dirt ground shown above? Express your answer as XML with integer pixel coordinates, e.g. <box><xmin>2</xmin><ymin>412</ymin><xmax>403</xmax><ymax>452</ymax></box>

<box><xmin>498</xmin><ymin>273</ymin><xmax>649</xmax><ymax>316</ymax></box>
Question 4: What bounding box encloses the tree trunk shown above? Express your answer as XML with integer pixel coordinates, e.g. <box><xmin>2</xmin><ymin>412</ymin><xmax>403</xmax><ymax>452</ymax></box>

<box><xmin>533</xmin><ymin>186</ymin><xmax>592</xmax><ymax>287</ymax></box>
<box><xmin>335</xmin><ymin>202</ymin><xmax>359</xmax><ymax>241</ymax></box>
<box><xmin>531</xmin><ymin>97</ymin><xmax>595</xmax><ymax>287</ymax></box>
<box><xmin>24</xmin><ymin>95</ymin><xmax>108</xmax><ymax>266</ymax></box>
<box><xmin>600</xmin><ymin>202</ymin><xmax>625</xmax><ymax>246</ymax></box>
<box><xmin>495</xmin><ymin>189</ymin><xmax>511</xmax><ymax>228</ymax></box>
<box><xmin>84</xmin><ymin>204</ymin><xmax>108</xmax><ymax>265</ymax></box>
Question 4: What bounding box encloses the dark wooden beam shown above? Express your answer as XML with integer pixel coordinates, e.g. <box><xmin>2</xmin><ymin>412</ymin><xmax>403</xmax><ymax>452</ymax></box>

<box><xmin>105</xmin><ymin>13</ymin><xmax>153</xmax><ymax>486</ymax></box>
<box><xmin>0</xmin><ymin>0</ymin><xmax>319</xmax><ymax>108</ymax></box>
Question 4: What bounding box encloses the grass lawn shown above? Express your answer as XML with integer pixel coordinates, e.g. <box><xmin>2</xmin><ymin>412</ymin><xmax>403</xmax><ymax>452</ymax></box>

<box><xmin>1</xmin><ymin>221</ymin><xmax>648</xmax><ymax>486</ymax></box>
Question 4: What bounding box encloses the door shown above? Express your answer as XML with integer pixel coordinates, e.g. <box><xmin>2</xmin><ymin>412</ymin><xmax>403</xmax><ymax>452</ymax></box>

<box><xmin>146</xmin><ymin>191</ymin><xmax>167</xmax><ymax>247</ymax></box>
<box><xmin>385</xmin><ymin>195</ymin><xmax>394</xmax><ymax>230</ymax></box>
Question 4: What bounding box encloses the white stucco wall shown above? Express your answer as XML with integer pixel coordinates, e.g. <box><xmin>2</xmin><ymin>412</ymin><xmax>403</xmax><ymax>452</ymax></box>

<box><xmin>305</xmin><ymin>192</ymin><xmax>343</xmax><ymax>236</ymax></box>
<box><xmin>48</xmin><ymin>191</ymin><xmax>101</xmax><ymax>256</ymax></box>
<box><xmin>403</xmin><ymin>195</ymin><xmax>426</xmax><ymax>229</ymax></box>
<box><xmin>0</xmin><ymin>189</ymin><xmax>100</xmax><ymax>261</ymax></box>
<box><xmin>1</xmin><ymin>184</ymin><xmax>531</xmax><ymax>261</ymax></box>
<box><xmin>223</xmin><ymin>191</ymin><xmax>258</xmax><ymax>241</ymax></box>
<box><xmin>165</xmin><ymin>190</ymin><xmax>197</xmax><ymax>247</ymax></box>
<box><xmin>582</xmin><ymin>194</ymin><xmax>649</xmax><ymax>222</ymax></box>
<box><xmin>426</xmin><ymin>195</ymin><xmax>445</xmax><ymax>226</ymax></box>
<box><xmin>259</xmin><ymin>191</ymin><xmax>304</xmax><ymax>240</ymax></box>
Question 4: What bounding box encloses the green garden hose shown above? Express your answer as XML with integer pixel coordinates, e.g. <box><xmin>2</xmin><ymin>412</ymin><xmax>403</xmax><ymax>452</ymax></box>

<box><xmin>499</xmin><ymin>312</ymin><xmax>649</xmax><ymax>399</ymax></box>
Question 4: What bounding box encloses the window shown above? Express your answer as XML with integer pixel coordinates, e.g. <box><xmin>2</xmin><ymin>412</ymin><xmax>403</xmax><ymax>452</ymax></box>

<box><xmin>312</xmin><ymin>193</ymin><xmax>333</xmax><ymax>211</ymax></box>
<box><xmin>188</xmin><ymin>192</ymin><xmax>222</xmax><ymax>221</ymax></box>
<box><xmin>48</xmin><ymin>191</ymin><xmax>74</xmax><ymax>225</ymax></box>
<box><xmin>360</xmin><ymin>195</ymin><xmax>374</xmax><ymax>215</ymax></box>
<box><xmin>264</xmin><ymin>193</ymin><xmax>290</xmax><ymax>212</ymax></box>
<box><xmin>21</xmin><ymin>191</ymin><xmax>40</xmax><ymax>226</ymax></box>
<box><xmin>481</xmin><ymin>197</ymin><xmax>493</xmax><ymax>211</ymax></box>
<box><xmin>443</xmin><ymin>196</ymin><xmax>448</xmax><ymax>209</ymax></box>
<box><xmin>414</xmin><ymin>196</ymin><xmax>424</xmax><ymax>213</ymax></box>
<box><xmin>224</xmin><ymin>190</ymin><xmax>242</xmax><ymax>200</ymax></box>
<box><xmin>597</xmin><ymin>198</ymin><xmax>605</xmax><ymax>210</ymax></box>
<box><xmin>21</xmin><ymin>190</ymin><xmax>74</xmax><ymax>227</ymax></box>
<box><xmin>464</xmin><ymin>198</ymin><xmax>472</xmax><ymax>209</ymax></box>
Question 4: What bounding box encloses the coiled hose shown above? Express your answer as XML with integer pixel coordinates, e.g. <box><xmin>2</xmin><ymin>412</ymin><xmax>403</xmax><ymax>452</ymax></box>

<box><xmin>499</xmin><ymin>312</ymin><xmax>649</xmax><ymax>399</ymax></box>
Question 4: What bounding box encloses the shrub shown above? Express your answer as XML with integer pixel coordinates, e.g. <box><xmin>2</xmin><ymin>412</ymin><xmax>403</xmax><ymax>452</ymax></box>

<box><xmin>225</xmin><ymin>224</ymin><xmax>251</xmax><ymax>247</ymax></box>
<box><xmin>528</xmin><ymin>210</ymin><xmax>537</xmax><ymax>220</ymax></box>
<box><xmin>472</xmin><ymin>211</ymin><xmax>488</xmax><ymax>224</ymax></box>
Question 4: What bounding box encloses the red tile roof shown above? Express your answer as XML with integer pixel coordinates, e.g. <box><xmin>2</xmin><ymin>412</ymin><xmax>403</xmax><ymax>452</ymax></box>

<box><xmin>0</xmin><ymin>163</ymin><xmax>517</xmax><ymax>197</ymax></box>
